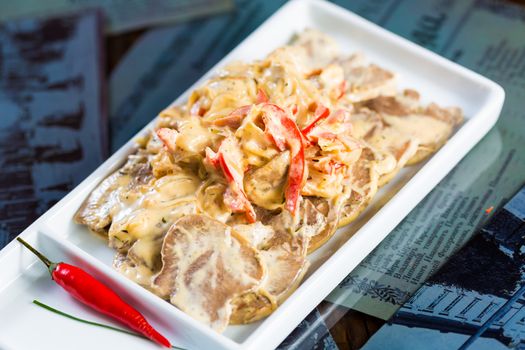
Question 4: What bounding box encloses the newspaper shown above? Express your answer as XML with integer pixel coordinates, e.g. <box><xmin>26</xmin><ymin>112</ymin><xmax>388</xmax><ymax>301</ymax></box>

<box><xmin>1</xmin><ymin>0</ymin><xmax>233</xmax><ymax>33</ymax></box>
<box><xmin>278</xmin><ymin>307</ymin><xmax>338</xmax><ymax>350</ymax></box>
<box><xmin>326</xmin><ymin>0</ymin><xmax>525</xmax><ymax>320</ymax></box>
<box><xmin>363</xmin><ymin>184</ymin><xmax>525</xmax><ymax>350</ymax></box>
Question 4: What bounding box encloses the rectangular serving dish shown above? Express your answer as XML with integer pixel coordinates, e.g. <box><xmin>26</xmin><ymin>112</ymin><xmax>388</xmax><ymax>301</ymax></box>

<box><xmin>0</xmin><ymin>0</ymin><xmax>504</xmax><ymax>349</ymax></box>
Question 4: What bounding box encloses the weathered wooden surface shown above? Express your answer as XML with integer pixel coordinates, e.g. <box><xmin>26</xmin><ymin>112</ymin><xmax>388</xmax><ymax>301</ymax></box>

<box><xmin>0</xmin><ymin>11</ymin><xmax>106</xmax><ymax>247</ymax></box>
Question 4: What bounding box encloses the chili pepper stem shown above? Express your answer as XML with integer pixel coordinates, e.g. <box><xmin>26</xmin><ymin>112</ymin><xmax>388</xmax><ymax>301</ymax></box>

<box><xmin>17</xmin><ymin>237</ymin><xmax>57</xmax><ymax>273</ymax></box>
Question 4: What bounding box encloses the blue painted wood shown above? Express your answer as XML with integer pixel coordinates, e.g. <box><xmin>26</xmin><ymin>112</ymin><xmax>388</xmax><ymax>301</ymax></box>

<box><xmin>0</xmin><ymin>10</ymin><xmax>106</xmax><ymax>247</ymax></box>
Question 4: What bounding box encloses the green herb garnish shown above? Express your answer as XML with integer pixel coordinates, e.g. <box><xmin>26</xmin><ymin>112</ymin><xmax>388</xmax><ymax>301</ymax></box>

<box><xmin>32</xmin><ymin>299</ymin><xmax>186</xmax><ymax>349</ymax></box>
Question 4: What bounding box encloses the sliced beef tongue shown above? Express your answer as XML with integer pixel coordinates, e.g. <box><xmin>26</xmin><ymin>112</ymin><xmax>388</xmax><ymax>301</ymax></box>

<box><xmin>152</xmin><ymin>215</ymin><xmax>265</xmax><ymax>332</ymax></box>
<box><xmin>358</xmin><ymin>90</ymin><xmax>463</xmax><ymax>166</ymax></box>
<box><xmin>230</xmin><ymin>197</ymin><xmax>338</xmax><ymax>324</ymax></box>
<box><xmin>113</xmin><ymin>233</ymin><xmax>164</xmax><ymax>290</ymax></box>
<box><xmin>339</xmin><ymin>146</ymin><xmax>380</xmax><ymax>228</ymax></box>
<box><xmin>244</xmin><ymin>150</ymin><xmax>290</xmax><ymax>210</ymax></box>
<box><xmin>74</xmin><ymin>151</ymin><xmax>152</xmax><ymax>235</ymax></box>
<box><xmin>338</xmin><ymin>53</ymin><xmax>397</xmax><ymax>103</ymax></box>
<box><xmin>290</xmin><ymin>28</ymin><xmax>341</xmax><ymax>70</ymax></box>
<box><xmin>305</xmin><ymin>196</ymin><xmax>346</xmax><ymax>253</ymax></box>
<box><xmin>106</xmin><ymin>169</ymin><xmax>199</xmax><ymax>252</ymax></box>
<box><xmin>229</xmin><ymin>215</ymin><xmax>311</xmax><ymax>324</ymax></box>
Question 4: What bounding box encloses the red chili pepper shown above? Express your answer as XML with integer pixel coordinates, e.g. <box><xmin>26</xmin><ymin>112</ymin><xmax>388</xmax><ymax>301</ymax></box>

<box><xmin>301</xmin><ymin>103</ymin><xmax>330</xmax><ymax>137</ymax></box>
<box><xmin>260</xmin><ymin>103</ymin><xmax>305</xmax><ymax>214</ymax></box>
<box><xmin>16</xmin><ymin>238</ymin><xmax>171</xmax><ymax>348</ymax></box>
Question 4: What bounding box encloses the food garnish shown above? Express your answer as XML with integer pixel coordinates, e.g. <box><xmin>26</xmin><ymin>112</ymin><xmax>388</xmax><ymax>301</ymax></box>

<box><xmin>32</xmin><ymin>300</ymin><xmax>185</xmax><ymax>349</ymax></box>
<box><xmin>17</xmin><ymin>237</ymin><xmax>171</xmax><ymax>348</ymax></box>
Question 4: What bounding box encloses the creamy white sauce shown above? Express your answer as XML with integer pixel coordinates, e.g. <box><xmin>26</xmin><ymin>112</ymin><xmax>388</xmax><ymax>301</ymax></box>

<box><xmin>383</xmin><ymin>114</ymin><xmax>453</xmax><ymax>147</ymax></box>
<box><xmin>155</xmin><ymin>216</ymin><xmax>264</xmax><ymax>332</ymax></box>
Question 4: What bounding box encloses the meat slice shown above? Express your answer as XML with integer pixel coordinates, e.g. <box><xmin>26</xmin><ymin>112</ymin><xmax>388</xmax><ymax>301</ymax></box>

<box><xmin>229</xmin><ymin>291</ymin><xmax>276</xmax><ymax>324</ymax></box>
<box><xmin>258</xmin><ymin>229</ymin><xmax>309</xmax><ymax>303</ymax></box>
<box><xmin>111</xmin><ymin>198</ymin><xmax>197</xmax><ymax>285</ymax></box>
<box><xmin>230</xmin><ymin>198</ymin><xmax>337</xmax><ymax>323</ymax></box>
<box><xmin>74</xmin><ymin>171</ymin><xmax>127</xmax><ymax>234</ymax></box>
<box><xmin>113</xmin><ymin>234</ymin><xmax>164</xmax><ymax>289</ymax></box>
<box><xmin>366</xmin><ymin>123</ymin><xmax>419</xmax><ymax>186</ymax></box>
<box><xmin>358</xmin><ymin>88</ymin><xmax>419</xmax><ymax>115</ymax></box>
<box><xmin>74</xmin><ymin>153</ymin><xmax>152</xmax><ymax>234</ymax></box>
<box><xmin>106</xmin><ymin>169</ymin><xmax>200</xmax><ymax>288</ymax></box>
<box><xmin>152</xmin><ymin>215</ymin><xmax>264</xmax><ymax>332</ymax></box>
<box><xmin>229</xmin><ymin>221</ymin><xmax>310</xmax><ymax>324</ymax></box>
<box><xmin>359</xmin><ymin>90</ymin><xmax>463</xmax><ymax>166</ymax></box>
<box><xmin>352</xmin><ymin>107</ymin><xmax>412</xmax><ymax>189</ymax></box>
<box><xmin>338</xmin><ymin>54</ymin><xmax>397</xmax><ymax>102</ymax></box>
<box><xmin>290</xmin><ymin>28</ymin><xmax>341</xmax><ymax>70</ymax></box>
<box><xmin>107</xmin><ymin>171</ymin><xmax>199</xmax><ymax>252</ymax></box>
<box><xmin>196</xmin><ymin>180</ymin><xmax>232</xmax><ymax>223</ymax></box>
<box><xmin>305</xmin><ymin>197</ymin><xmax>343</xmax><ymax>253</ymax></box>
<box><xmin>389</xmin><ymin>103</ymin><xmax>462</xmax><ymax>164</ymax></box>
<box><xmin>339</xmin><ymin>147</ymin><xmax>381</xmax><ymax>228</ymax></box>
<box><xmin>244</xmin><ymin>151</ymin><xmax>290</xmax><ymax>210</ymax></box>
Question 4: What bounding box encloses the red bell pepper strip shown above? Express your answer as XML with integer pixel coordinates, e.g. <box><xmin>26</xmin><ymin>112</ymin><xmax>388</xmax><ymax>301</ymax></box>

<box><xmin>301</xmin><ymin>103</ymin><xmax>331</xmax><ymax>138</ymax></box>
<box><xmin>308</xmin><ymin>130</ymin><xmax>337</xmax><ymax>142</ymax></box>
<box><xmin>285</xmin><ymin>145</ymin><xmax>305</xmax><ymax>214</ymax></box>
<box><xmin>289</xmin><ymin>104</ymin><xmax>298</xmax><ymax>116</ymax></box>
<box><xmin>261</xmin><ymin>105</ymin><xmax>287</xmax><ymax>152</ymax></box>
<box><xmin>211</xmin><ymin>105</ymin><xmax>252</xmax><ymax>128</ymax></box>
<box><xmin>156</xmin><ymin>128</ymin><xmax>178</xmax><ymax>153</ymax></box>
<box><xmin>256</xmin><ymin>88</ymin><xmax>269</xmax><ymax>104</ymax></box>
<box><xmin>329</xmin><ymin>161</ymin><xmax>344</xmax><ymax>175</ymax></box>
<box><xmin>16</xmin><ymin>238</ymin><xmax>171</xmax><ymax>348</ymax></box>
<box><xmin>206</xmin><ymin>137</ymin><xmax>256</xmax><ymax>223</ymax></box>
<box><xmin>325</xmin><ymin>108</ymin><xmax>351</xmax><ymax>125</ymax></box>
<box><xmin>205</xmin><ymin>147</ymin><xmax>221</xmax><ymax>168</ymax></box>
<box><xmin>190</xmin><ymin>100</ymin><xmax>207</xmax><ymax>116</ymax></box>
<box><xmin>302</xmin><ymin>108</ymin><xmax>353</xmax><ymax>144</ymax></box>
<box><xmin>207</xmin><ymin>89</ymin><xmax>266</xmax><ymax>128</ymax></box>
<box><xmin>260</xmin><ymin>103</ymin><xmax>305</xmax><ymax>214</ymax></box>
<box><xmin>336</xmin><ymin>80</ymin><xmax>347</xmax><ymax>99</ymax></box>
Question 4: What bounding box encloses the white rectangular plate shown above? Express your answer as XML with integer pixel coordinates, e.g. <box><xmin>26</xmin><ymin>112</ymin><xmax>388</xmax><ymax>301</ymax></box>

<box><xmin>0</xmin><ymin>1</ymin><xmax>504</xmax><ymax>349</ymax></box>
